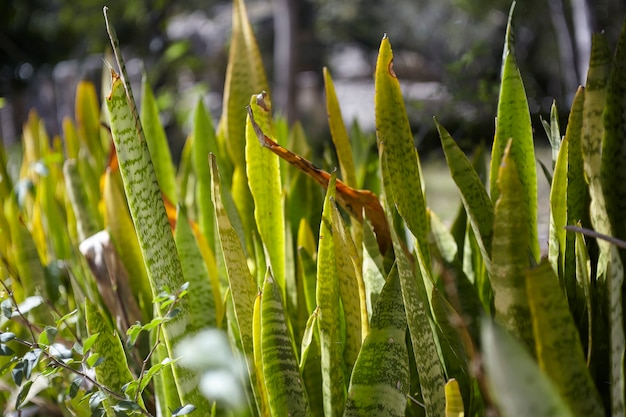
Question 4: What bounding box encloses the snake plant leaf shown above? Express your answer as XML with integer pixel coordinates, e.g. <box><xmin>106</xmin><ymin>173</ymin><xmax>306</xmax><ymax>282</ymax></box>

<box><xmin>192</xmin><ymin>98</ymin><xmax>219</xmax><ymax>249</ymax></box>
<box><xmin>106</xmin><ymin>71</ymin><xmax>207</xmax><ymax>408</ymax></box>
<box><xmin>541</xmin><ymin>100</ymin><xmax>562</xmax><ymax>168</ymax></box>
<box><xmin>436</xmin><ymin>119</ymin><xmax>493</xmax><ymax>269</ymax></box>
<box><xmin>299</xmin><ymin>307</ymin><xmax>318</xmax><ymax>372</ymax></box>
<box><xmin>548</xmin><ymin>134</ymin><xmax>568</xmax><ymax>284</ymax></box>
<box><xmin>323</xmin><ymin>67</ymin><xmax>357</xmax><ymax>188</ymax></box>
<box><xmin>581</xmin><ymin>33</ymin><xmax>625</xmax><ymax>415</ymax></box>
<box><xmin>175</xmin><ymin>207</ymin><xmax>218</xmax><ymax>329</ymax></box>
<box><xmin>431</xmin><ymin>289</ymin><xmax>472</xmax><ymax>407</ymax></box>
<box><xmin>444</xmin><ymin>379</ymin><xmax>464</xmax><ymax>417</ymax></box>
<box><xmin>574</xmin><ymin>230</ymin><xmax>593</xmax><ymax>364</ymax></box>
<box><xmin>491</xmin><ymin>140</ymin><xmax>534</xmax><ymax>352</ymax></box>
<box><xmin>390</xmin><ymin>209</ymin><xmax>446</xmax><ymax>417</ymax></box>
<box><xmin>489</xmin><ymin>4</ymin><xmax>539</xmax><ymax>263</ymax></box>
<box><xmin>4</xmin><ymin>199</ymin><xmax>49</xmax><ymax>311</ymax></box>
<box><xmin>481</xmin><ymin>318</ymin><xmax>575</xmax><ymax>417</ymax></box>
<box><xmin>209</xmin><ymin>153</ymin><xmax>263</xmax><ymax>412</ymax></box>
<box><xmin>261</xmin><ymin>273</ymin><xmax>312</xmax><ymax>417</ymax></box>
<box><xmin>600</xmin><ymin>26</ymin><xmax>626</xmax><ymax>413</ymax></box>
<box><xmin>429</xmin><ymin>209</ymin><xmax>458</xmax><ymax>264</ymax></box>
<box><xmin>252</xmin><ymin>292</ymin><xmax>271</xmax><ymax>416</ymax></box>
<box><xmin>85</xmin><ymin>299</ymin><xmax>144</xmax><ymax>414</ymax></box>
<box><xmin>563</xmin><ymin>87</ymin><xmax>587</xmax><ymax>307</ymax></box>
<box><xmin>140</xmin><ymin>76</ymin><xmax>177</xmax><ymax>205</ymax></box>
<box><xmin>344</xmin><ymin>266</ymin><xmax>409</xmax><ymax>417</ymax></box>
<box><xmin>102</xmin><ymin>168</ymin><xmax>152</xmax><ymax>321</ymax></box>
<box><xmin>316</xmin><ymin>172</ymin><xmax>346</xmax><ymax>417</ymax></box>
<box><xmin>362</xmin><ymin>218</ymin><xmax>386</xmax><ymax>320</ymax></box>
<box><xmin>297</xmin><ymin>219</ymin><xmax>318</xmax><ymax>316</ymax></box>
<box><xmin>64</xmin><ymin>160</ymin><xmax>99</xmax><ymax>242</ymax></box>
<box><xmin>219</xmin><ymin>0</ymin><xmax>269</xmax><ymax>252</ymax></box>
<box><xmin>76</xmin><ymin>80</ymin><xmax>105</xmax><ymax>169</ymax></box>
<box><xmin>245</xmin><ymin>94</ymin><xmax>286</xmax><ymax>301</ymax></box>
<box><xmin>330</xmin><ymin>200</ymin><xmax>367</xmax><ymax>362</ymax></box>
<box><xmin>38</xmin><ymin>157</ymin><xmax>71</xmax><ymax>264</ymax></box>
<box><xmin>581</xmin><ymin>34</ymin><xmax>611</xmax><ymax>266</ymax></box>
<box><xmin>62</xmin><ymin>116</ymin><xmax>80</xmax><ymax>160</ymax></box>
<box><xmin>375</xmin><ymin>35</ymin><xmax>428</xmax><ymax>259</ymax></box>
<box><xmin>220</xmin><ymin>0</ymin><xmax>269</xmax><ymax>168</ymax></box>
<box><xmin>526</xmin><ymin>259</ymin><xmax>604</xmax><ymax>417</ymax></box>
<box><xmin>602</xmin><ymin>20</ymin><xmax>626</xmax><ymax>244</ymax></box>
<box><xmin>323</xmin><ymin>67</ymin><xmax>364</xmax><ymax>264</ymax></box>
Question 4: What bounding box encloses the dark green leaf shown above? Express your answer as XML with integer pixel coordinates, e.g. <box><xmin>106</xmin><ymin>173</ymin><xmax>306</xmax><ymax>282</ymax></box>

<box><xmin>16</xmin><ymin>380</ymin><xmax>33</xmax><ymax>408</ymax></box>
<box><xmin>22</xmin><ymin>349</ymin><xmax>42</xmax><ymax>379</ymax></box>
<box><xmin>68</xmin><ymin>377</ymin><xmax>83</xmax><ymax>399</ymax></box>
<box><xmin>12</xmin><ymin>362</ymin><xmax>23</xmax><ymax>386</ymax></box>
<box><xmin>0</xmin><ymin>343</ymin><xmax>14</xmax><ymax>356</ymax></box>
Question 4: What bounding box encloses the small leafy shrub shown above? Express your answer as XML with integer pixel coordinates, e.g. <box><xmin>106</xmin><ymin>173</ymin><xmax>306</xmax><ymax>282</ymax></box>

<box><xmin>1</xmin><ymin>1</ymin><xmax>625</xmax><ymax>416</ymax></box>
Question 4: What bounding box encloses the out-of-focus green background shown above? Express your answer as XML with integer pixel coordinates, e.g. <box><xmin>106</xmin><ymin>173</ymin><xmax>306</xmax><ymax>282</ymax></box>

<box><xmin>1</xmin><ymin>0</ymin><xmax>624</xmax><ymax>154</ymax></box>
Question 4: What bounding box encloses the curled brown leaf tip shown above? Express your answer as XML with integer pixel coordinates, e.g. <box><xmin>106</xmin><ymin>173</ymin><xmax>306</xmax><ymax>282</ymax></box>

<box><xmin>255</xmin><ymin>91</ymin><xmax>269</xmax><ymax>111</ymax></box>
<box><xmin>247</xmin><ymin>105</ymin><xmax>270</xmax><ymax>148</ymax></box>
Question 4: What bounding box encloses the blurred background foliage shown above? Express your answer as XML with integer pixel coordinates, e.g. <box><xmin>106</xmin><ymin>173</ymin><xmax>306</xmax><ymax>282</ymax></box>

<box><xmin>1</xmin><ymin>0</ymin><xmax>625</xmax><ymax>154</ymax></box>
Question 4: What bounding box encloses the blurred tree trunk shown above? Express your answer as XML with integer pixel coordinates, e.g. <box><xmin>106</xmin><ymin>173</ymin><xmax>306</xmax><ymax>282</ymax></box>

<box><xmin>570</xmin><ymin>0</ymin><xmax>591</xmax><ymax>85</ymax></box>
<box><xmin>273</xmin><ymin>0</ymin><xmax>298</xmax><ymax>123</ymax></box>
<box><xmin>548</xmin><ymin>0</ymin><xmax>578</xmax><ymax>97</ymax></box>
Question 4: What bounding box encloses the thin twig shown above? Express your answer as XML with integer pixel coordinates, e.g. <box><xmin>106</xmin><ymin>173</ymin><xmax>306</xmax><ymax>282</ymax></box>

<box><xmin>564</xmin><ymin>225</ymin><xmax>626</xmax><ymax>249</ymax></box>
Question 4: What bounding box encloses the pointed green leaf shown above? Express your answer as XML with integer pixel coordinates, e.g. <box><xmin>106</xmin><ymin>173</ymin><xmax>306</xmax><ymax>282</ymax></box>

<box><xmin>86</xmin><ymin>300</ymin><xmax>144</xmax><ymax>408</ymax></box>
<box><xmin>362</xmin><ymin>218</ymin><xmax>385</xmax><ymax>320</ymax></box>
<box><xmin>175</xmin><ymin>207</ymin><xmax>217</xmax><ymax>329</ymax></box>
<box><xmin>330</xmin><ymin>201</ymin><xmax>366</xmax><ymax>366</ymax></box>
<box><xmin>105</xmin><ymin>71</ymin><xmax>204</xmax><ymax>407</ymax></box>
<box><xmin>600</xmin><ymin>25</ymin><xmax>626</xmax><ymax>415</ymax></box>
<box><xmin>563</xmin><ymin>87</ymin><xmax>588</xmax><ymax>307</ymax></box>
<box><xmin>316</xmin><ymin>172</ymin><xmax>346</xmax><ymax>416</ymax></box>
<box><xmin>252</xmin><ymin>292</ymin><xmax>271</xmax><ymax>416</ymax></box>
<box><xmin>192</xmin><ymin>99</ymin><xmax>218</xmax><ymax>248</ymax></box>
<box><xmin>323</xmin><ymin>67</ymin><xmax>357</xmax><ymax>188</ymax></box>
<box><xmin>491</xmin><ymin>141</ymin><xmax>534</xmax><ymax>352</ymax></box>
<box><xmin>219</xmin><ymin>0</ymin><xmax>269</xmax><ymax>251</ymax></box>
<box><xmin>548</xmin><ymin>133</ymin><xmax>568</xmax><ymax>283</ymax></box>
<box><xmin>375</xmin><ymin>35</ymin><xmax>428</xmax><ymax>257</ymax></box>
<box><xmin>527</xmin><ymin>259</ymin><xmax>604</xmax><ymax>417</ymax></box>
<box><xmin>344</xmin><ymin>266</ymin><xmax>409</xmax><ymax>417</ymax></box>
<box><xmin>261</xmin><ymin>273</ymin><xmax>312</xmax><ymax>416</ymax></box>
<box><xmin>246</xmin><ymin>93</ymin><xmax>286</xmax><ymax>300</ymax></box>
<box><xmin>209</xmin><ymin>153</ymin><xmax>263</xmax><ymax>412</ymax></box>
<box><xmin>489</xmin><ymin>4</ymin><xmax>539</xmax><ymax>262</ymax></box>
<box><xmin>220</xmin><ymin>0</ymin><xmax>269</xmax><ymax>167</ymax></box>
<box><xmin>390</xmin><ymin>211</ymin><xmax>446</xmax><ymax>417</ymax></box>
<box><xmin>481</xmin><ymin>318</ymin><xmax>574</xmax><ymax>417</ymax></box>
<box><xmin>141</xmin><ymin>76</ymin><xmax>177</xmax><ymax>205</ymax></box>
<box><xmin>102</xmin><ymin>169</ymin><xmax>152</xmax><ymax>321</ymax></box>
<box><xmin>602</xmin><ymin>21</ymin><xmax>626</xmax><ymax>243</ymax></box>
<box><xmin>581</xmin><ymin>34</ymin><xmax>611</xmax><ymax>254</ymax></box>
<box><xmin>580</xmin><ymin>32</ymin><xmax>625</xmax><ymax>415</ymax></box>
<box><xmin>436</xmin><ymin>119</ymin><xmax>493</xmax><ymax>268</ymax></box>
<box><xmin>76</xmin><ymin>80</ymin><xmax>105</xmax><ymax>169</ymax></box>
<box><xmin>63</xmin><ymin>159</ymin><xmax>100</xmax><ymax>242</ymax></box>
